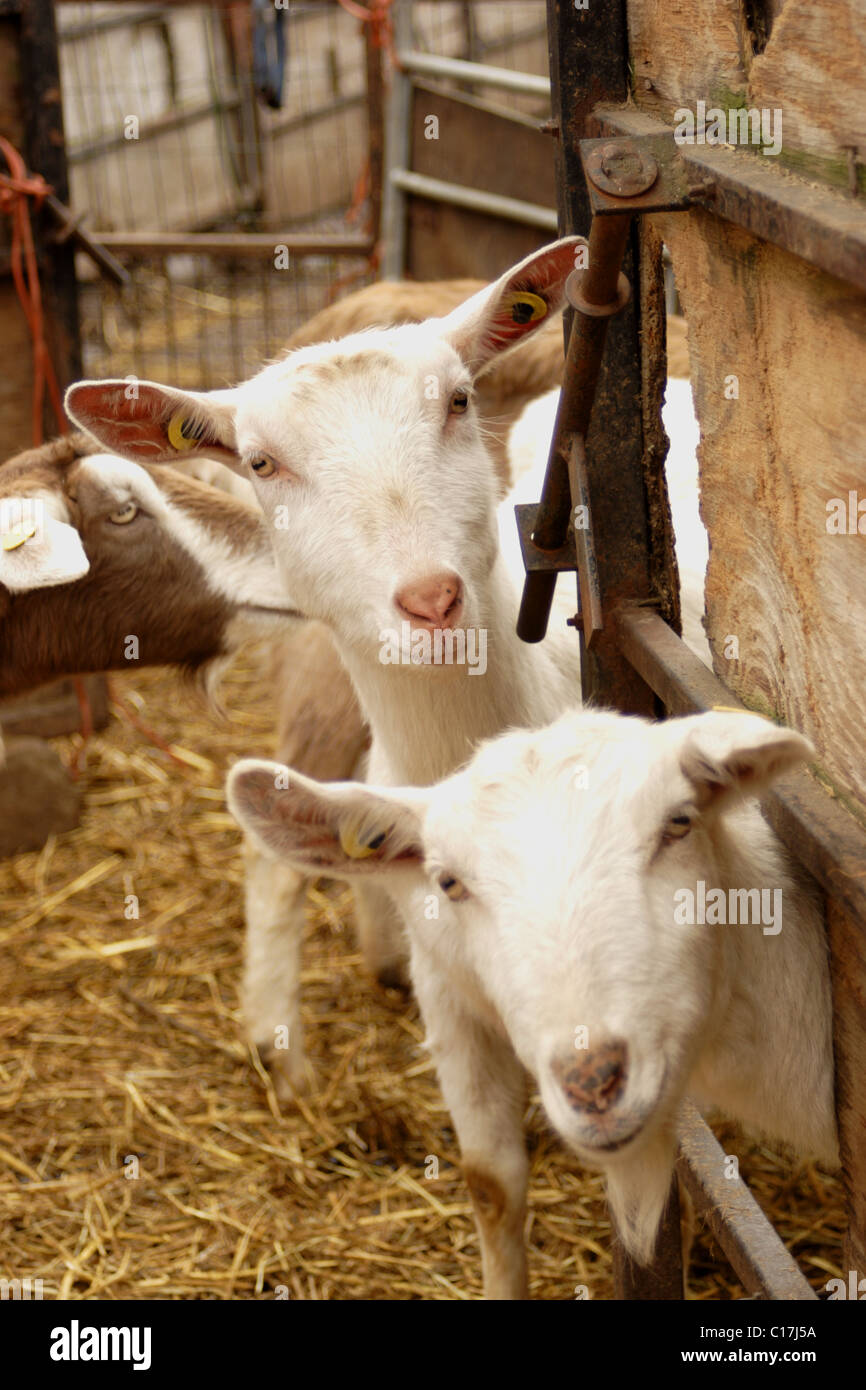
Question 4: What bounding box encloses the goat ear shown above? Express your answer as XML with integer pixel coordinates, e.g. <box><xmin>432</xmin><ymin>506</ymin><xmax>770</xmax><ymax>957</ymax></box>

<box><xmin>439</xmin><ymin>235</ymin><xmax>586</xmax><ymax>376</ymax></box>
<box><xmin>226</xmin><ymin>759</ymin><xmax>426</xmax><ymax>874</ymax></box>
<box><xmin>679</xmin><ymin>711</ymin><xmax>813</xmax><ymax>811</ymax></box>
<box><xmin>65</xmin><ymin>380</ymin><xmax>242</xmax><ymax>471</ymax></box>
<box><xmin>0</xmin><ymin>497</ymin><xmax>89</xmax><ymax>592</ymax></box>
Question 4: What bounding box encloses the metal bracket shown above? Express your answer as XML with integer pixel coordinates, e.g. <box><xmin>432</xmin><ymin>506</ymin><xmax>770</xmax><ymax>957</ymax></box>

<box><xmin>580</xmin><ymin>133</ymin><xmax>692</xmax><ymax>216</ymax></box>
<box><xmin>514</xmin><ymin>502</ymin><xmax>578</xmax><ymax>574</ymax></box>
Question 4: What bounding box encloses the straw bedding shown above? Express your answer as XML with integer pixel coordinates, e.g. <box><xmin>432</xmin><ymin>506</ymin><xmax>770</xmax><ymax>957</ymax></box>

<box><xmin>0</xmin><ymin>645</ymin><xmax>844</xmax><ymax>1300</ymax></box>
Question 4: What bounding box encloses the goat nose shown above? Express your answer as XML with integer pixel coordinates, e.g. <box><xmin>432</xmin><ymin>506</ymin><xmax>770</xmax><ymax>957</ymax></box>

<box><xmin>556</xmin><ymin>1040</ymin><xmax>628</xmax><ymax>1114</ymax></box>
<box><xmin>395</xmin><ymin>572</ymin><xmax>463</xmax><ymax>627</ymax></box>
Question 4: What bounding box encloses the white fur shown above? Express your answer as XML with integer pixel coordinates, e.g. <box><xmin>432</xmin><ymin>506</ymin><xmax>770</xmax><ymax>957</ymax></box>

<box><xmin>229</xmin><ymin>707</ymin><xmax>836</xmax><ymax>1297</ymax></box>
<box><xmin>506</xmin><ymin>379</ymin><xmax>711</xmax><ymax>666</ymax></box>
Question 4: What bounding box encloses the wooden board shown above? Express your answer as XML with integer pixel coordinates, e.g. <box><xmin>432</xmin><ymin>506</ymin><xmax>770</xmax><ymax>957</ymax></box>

<box><xmin>629</xmin><ymin>0</ymin><xmax>866</xmax><ymax>190</ymax></box>
<box><xmin>629</xmin><ymin>0</ymin><xmax>866</xmax><ymax>1291</ymax></box>
<box><xmin>406</xmin><ymin>81</ymin><xmax>556</xmax><ymax>280</ymax></box>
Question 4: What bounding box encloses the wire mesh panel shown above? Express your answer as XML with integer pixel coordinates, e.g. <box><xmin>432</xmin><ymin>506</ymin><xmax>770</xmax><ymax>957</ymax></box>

<box><xmin>57</xmin><ymin>1</ymin><xmax>375</xmax><ymax>387</ymax></box>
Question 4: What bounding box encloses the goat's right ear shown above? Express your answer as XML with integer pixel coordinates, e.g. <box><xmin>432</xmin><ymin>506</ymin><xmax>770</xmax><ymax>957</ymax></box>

<box><xmin>64</xmin><ymin>380</ymin><xmax>242</xmax><ymax>470</ymax></box>
<box><xmin>439</xmin><ymin>235</ymin><xmax>586</xmax><ymax>376</ymax></box>
<box><xmin>678</xmin><ymin>711</ymin><xmax>814</xmax><ymax>812</ymax></box>
<box><xmin>226</xmin><ymin>760</ymin><xmax>426</xmax><ymax>874</ymax></box>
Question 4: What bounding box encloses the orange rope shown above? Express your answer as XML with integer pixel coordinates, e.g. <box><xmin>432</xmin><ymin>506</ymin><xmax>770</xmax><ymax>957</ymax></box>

<box><xmin>0</xmin><ymin>137</ymin><xmax>67</xmax><ymax>445</ymax></box>
<box><xmin>335</xmin><ymin>0</ymin><xmax>398</xmax><ymax>62</ymax></box>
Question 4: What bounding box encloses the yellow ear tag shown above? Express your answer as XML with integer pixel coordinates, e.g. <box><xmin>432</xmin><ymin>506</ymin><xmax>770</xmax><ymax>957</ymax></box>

<box><xmin>503</xmin><ymin>291</ymin><xmax>548</xmax><ymax>326</ymax></box>
<box><xmin>339</xmin><ymin>823</ymin><xmax>386</xmax><ymax>859</ymax></box>
<box><xmin>167</xmin><ymin>412</ymin><xmax>202</xmax><ymax>453</ymax></box>
<box><xmin>2</xmin><ymin>520</ymin><xmax>37</xmax><ymax>551</ymax></box>
<box><xmin>712</xmin><ymin>705</ymin><xmax>748</xmax><ymax>714</ymax></box>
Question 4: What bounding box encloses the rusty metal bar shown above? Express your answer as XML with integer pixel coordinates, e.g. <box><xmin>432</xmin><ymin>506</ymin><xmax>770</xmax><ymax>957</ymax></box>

<box><xmin>597</xmin><ymin>105</ymin><xmax>866</xmax><ymax>292</ymax></box>
<box><xmin>677</xmin><ymin>1103</ymin><xmax>818</xmax><ymax>1300</ymax></box>
<box><xmin>516</xmin><ymin>212</ymin><xmax>631</xmax><ymax>643</ymax></box>
<box><xmin>566</xmin><ymin>434</ymin><xmax>603</xmax><ymax>641</ymax></box>
<box><xmin>42</xmin><ymin>193</ymin><xmax>130</xmax><ymax>287</ymax></box>
<box><xmin>19</xmin><ymin>0</ymin><xmax>82</xmax><ymax>418</ymax></box>
<box><xmin>364</xmin><ymin>18</ymin><xmax>386</xmax><ymax>251</ymax></box>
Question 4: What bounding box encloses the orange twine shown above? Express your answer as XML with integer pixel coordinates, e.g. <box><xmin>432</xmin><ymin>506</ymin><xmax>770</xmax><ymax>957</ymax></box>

<box><xmin>0</xmin><ymin>137</ymin><xmax>67</xmax><ymax>445</ymax></box>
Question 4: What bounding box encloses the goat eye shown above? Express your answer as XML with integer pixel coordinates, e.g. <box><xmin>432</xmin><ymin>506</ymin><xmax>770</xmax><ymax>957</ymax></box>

<box><xmin>663</xmin><ymin>813</ymin><xmax>693</xmax><ymax>843</ymax></box>
<box><xmin>449</xmin><ymin>390</ymin><xmax>469</xmax><ymax>415</ymax></box>
<box><xmin>250</xmin><ymin>456</ymin><xmax>277</xmax><ymax>479</ymax></box>
<box><xmin>108</xmin><ymin>501</ymin><xmax>138</xmax><ymax>525</ymax></box>
<box><xmin>438</xmin><ymin>872</ymin><xmax>469</xmax><ymax>902</ymax></box>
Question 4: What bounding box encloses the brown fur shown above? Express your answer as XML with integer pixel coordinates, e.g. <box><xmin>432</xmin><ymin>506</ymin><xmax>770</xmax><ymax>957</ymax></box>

<box><xmin>0</xmin><ymin>440</ymin><xmax>279</xmax><ymax>697</ymax></box>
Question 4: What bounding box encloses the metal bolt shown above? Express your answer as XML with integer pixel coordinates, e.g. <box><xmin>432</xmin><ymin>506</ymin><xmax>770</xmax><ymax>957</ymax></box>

<box><xmin>584</xmin><ymin>140</ymin><xmax>659</xmax><ymax>198</ymax></box>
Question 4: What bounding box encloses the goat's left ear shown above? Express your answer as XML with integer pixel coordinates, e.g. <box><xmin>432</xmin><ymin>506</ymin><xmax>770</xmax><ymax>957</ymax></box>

<box><xmin>226</xmin><ymin>760</ymin><xmax>426</xmax><ymax>874</ymax></box>
<box><xmin>679</xmin><ymin>711</ymin><xmax>814</xmax><ymax>811</ymax></box>
<box><xmin>0</xmin><ymin>498</ymin><xmax>89</xmax><ymax>592</ymax></box>
<box><xmin>65</xmin><ymin>380</ymin><xmax>242</xmax><ymax>470</ymax></box>
<box><xmin>439</xmin><ymin>235</ymin><xmax>586</xmax><ymax>377</ymax></box>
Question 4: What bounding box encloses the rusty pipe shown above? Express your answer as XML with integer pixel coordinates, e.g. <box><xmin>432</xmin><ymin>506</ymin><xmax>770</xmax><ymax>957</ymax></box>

<box><xmin>516</xmin><ymin>212</ymin><xmax>632</xmax><ymax>643</ymax></box>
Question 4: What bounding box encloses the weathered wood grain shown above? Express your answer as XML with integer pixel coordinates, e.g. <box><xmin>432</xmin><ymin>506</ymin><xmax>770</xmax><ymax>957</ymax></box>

<box><xmin>629</xmin><ymin>0</ymin><xmax>866</xmax><ymax>1290</ymax></box>
<box><xmin>750</xmin><ymin>0</ymin><xmax>866</xmax><ymax>178</ymax></box>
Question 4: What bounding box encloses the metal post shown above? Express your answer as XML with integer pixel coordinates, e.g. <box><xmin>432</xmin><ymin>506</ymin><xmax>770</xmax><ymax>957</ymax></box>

<box><xmin>20</xmin><ymin>0</ymin><xmax>82</xmax><ymax>393</ymax></box>
<box><xmin>544</xmin><ymin>0</ymin><xmax>670</xmax><ymax>717</ymax></box>
<box><xmin>381</xmin><ymin>0</ymin><xmax>412</xmax><ymax>278</ymax></box>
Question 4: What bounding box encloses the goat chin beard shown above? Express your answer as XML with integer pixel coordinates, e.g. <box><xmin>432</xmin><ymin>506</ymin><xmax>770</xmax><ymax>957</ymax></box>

<box><xmin>603</xmin><ymin>1125</ymin><xmax>679</xmax><ymax>1266</ymax></box>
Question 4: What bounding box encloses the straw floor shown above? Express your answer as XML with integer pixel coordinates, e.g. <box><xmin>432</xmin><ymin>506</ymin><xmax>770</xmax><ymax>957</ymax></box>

<box><xmin>0</xmin><ymin>646</ymin><xmax>845</xmax><ymax>1300</ymax></box>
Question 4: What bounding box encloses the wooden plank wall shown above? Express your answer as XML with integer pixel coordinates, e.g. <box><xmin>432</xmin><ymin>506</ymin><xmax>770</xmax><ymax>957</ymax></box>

<box><xmin>626</xmin><ymin>0</ymin><xmax>866</xmax><ymax>1285</ymax></box>
<box><xmin>630</xmin><ymin>0</ymin><xmax>866</xmax><ymax>822</ymax></box>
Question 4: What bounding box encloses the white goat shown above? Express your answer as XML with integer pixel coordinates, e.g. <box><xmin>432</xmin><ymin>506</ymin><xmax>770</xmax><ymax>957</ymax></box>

<box><xmin>227</xmin><ymin>706</ymin><xmax>836</xmax><ymax>1298</ymax></box>
<box><xmin>66</xmin><ymin>242</ymin><xmax>713</xmax><ymax>1102</ymax></box>
<box><xmin>65</xmin><ymin>239</ymin><xmax>587</xmax><ymax>1076</ymax></box>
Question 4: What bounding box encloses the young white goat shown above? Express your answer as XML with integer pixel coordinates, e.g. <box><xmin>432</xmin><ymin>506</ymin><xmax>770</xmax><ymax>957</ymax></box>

<box><xmin>227</xmin><ymin>706</ymin><xmax>836</xmax><ymax>1298</ymax></box>
<box><xmin>65</xmin><ymin>240</ymin><xmax>585</xmax><ymax>782</ymax></box>
<box><xmin>65</xmin><ymin>240</ymin><xmax>586</xmax><ymax>1076</ymax></box>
